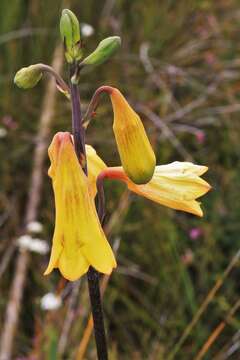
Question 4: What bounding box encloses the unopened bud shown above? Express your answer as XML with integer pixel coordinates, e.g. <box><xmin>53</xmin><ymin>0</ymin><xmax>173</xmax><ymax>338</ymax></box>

<box><xmin>60</xmin><ymin>9</ymin><xmax>82</xmax><ymax>63</ymax></box>
<box><xmin>14</xmin><ymin>65</ymin><xmax>42</xmax><ymax>89</ymax></box>
<box><xmin>81</xmin><ymin>36</ymin><xmax>121</xmax><ymax>67</ymax></box>
<box><xmin>110</xmin><ymin>88</ymin><xmax>156</xmax><ymax>184</ymax></box>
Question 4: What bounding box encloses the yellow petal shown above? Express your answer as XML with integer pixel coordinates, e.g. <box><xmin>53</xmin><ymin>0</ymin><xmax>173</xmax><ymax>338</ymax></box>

<box><xmin>110</xmin><ymin>88</ymin><xmax>156</xmax><ymax>184</ymax></box>
<box><xmin>58</xmin><ymin>250</ymin><xmax>89</xmax><ymax>281</ymax></box>
<box><xmin>104</xmin><ymin>163</ymin><xmax>211</xmax><ymax>217</ymax></box>
<box><xmin>81</xmin><ymin>197</ymin><xmax>116</xmax><ymax>275</ymax></box>
<box><xmin>86</xmin><ymin>144</ymin><xmax>107</xmax><ymax>197</ymax></box>
<box><xmin>155</xmin><ymin>161</ymin><xmax>208</xmax><ymax>176</ymax></box>
<box><xmin>130</xmin><ymin>163</ymin><xmax>210</xmax><ymax>216</ymax></box>
<box><xmin>45</xmin><ymin>132</ymin><xmax>116</xmax><ymax>281</ymax></box>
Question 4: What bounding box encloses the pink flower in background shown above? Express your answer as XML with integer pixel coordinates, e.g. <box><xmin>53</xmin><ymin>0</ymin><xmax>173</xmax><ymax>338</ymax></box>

<box><xmin>189</xmin><ymin>227</ymin><xmax>203</xmax><ymax>240</ymax></box>
<box><xmin>204</xmin><ymin>51</ymin><xmax>216</xmax><ymax>65</ymax></box>
<box><xmin>195</xmin><ymin>130</ymin><xmax>205</xmax><ymax>144</ymax></box>
<box><xmin>1</xmin><ymin>115</ymin><xmax>18</xmax><ymax>130</ymax></box>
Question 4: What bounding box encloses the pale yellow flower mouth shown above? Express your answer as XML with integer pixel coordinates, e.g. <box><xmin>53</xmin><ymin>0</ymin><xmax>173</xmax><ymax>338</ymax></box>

<box><xmin>97</xmin><ymin>162</ymin><xmax>211</xmax><ymax>217</ymax></box>
<box><xmin>126</xmin><ymin>162</ymin><xmax>210</xmax><ymax>217</ymax></box>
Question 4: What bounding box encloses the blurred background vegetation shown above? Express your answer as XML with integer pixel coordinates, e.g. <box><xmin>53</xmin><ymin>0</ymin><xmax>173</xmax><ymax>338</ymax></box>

<box><xmin>1</xmin><ymin>0</ymin><xmax>240</xmax><ymax>359</ymax></box>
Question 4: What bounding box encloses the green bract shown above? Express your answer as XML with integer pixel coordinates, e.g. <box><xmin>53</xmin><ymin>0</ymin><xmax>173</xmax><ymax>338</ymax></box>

<box><xmin>81</xmin><ymin>36</ymin><xmax>121</xmax><ymax>67</ymax></box>
<box><xmin>60</xmin><ymin>9</ymin><xmax>82</xmax><ymax>63</ymax></box>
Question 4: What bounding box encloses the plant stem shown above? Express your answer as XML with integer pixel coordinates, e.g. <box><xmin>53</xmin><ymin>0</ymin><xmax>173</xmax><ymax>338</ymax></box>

<box><xmin>38</xmin><ymin>63</ymin><xmax>70</xmax><ymax>95</ymax></box>
<box><xmin>69</xmin><ymin>67</ymin><xmax>108</xmax><ymax>360</ymax></box>
<box><xmin>87</xmin><ymin>268</ymin><xmax>108</xmax><ymax>360</ymax></box>
<box><xmin>96</xmin><ymin>175</ymin><xmax>106</xmax><ymax>224</ymax></box>
<box><xmin>83</xmin><ymin>85</ymin><xmax>113</xmax><ymax>128</ymax></box>
<box><xmin>70</xmin><ymin>81</ymin><xmax>87</xmax><ymax>173</ymax></box>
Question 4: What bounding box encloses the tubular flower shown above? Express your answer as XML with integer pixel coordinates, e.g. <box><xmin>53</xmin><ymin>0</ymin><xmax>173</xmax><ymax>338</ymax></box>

<box><xmin>99</xmin><ymin>162</ymin><xmax>211</xmax><ymax>217</ymax></box>
<box><xmin>44</xmin><ymin>132</ymin><xmax>116</xmax><ymax>281</ymax></box>
<box><xmin>109</xmin><ymin>88</ymin><xmax>156</xmax><ymax>185</ymax></box>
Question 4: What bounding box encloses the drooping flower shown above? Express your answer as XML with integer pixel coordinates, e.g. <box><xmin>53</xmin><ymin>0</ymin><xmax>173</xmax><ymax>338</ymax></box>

<box><xmin>44</xmin><ymin>132</ymin><xmax>116</xmax><ymax>281</ymax></box>
<box><xmin>109</xmin><ymin>88</ymin><xmax>156</xmax><ymax>185</ymax></box>
<box><xmin>97</xmin><ymin>162</ymin><xmax>211</xmax><ymax>217</ymax></box>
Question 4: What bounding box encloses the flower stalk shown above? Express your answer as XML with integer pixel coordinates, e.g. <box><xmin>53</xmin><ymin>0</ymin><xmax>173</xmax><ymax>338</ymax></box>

<box><xmin>83</xmin><ymin>85</ymin><xmax>113</xmax><ymax>128</ymax></box>
<box><xmin>69</xmin><ymin>67</ymin><xmax>108</xmax><ymax>360</ymax></box>
<box><xmin>38</xmin><ymin>64</ymin><xmax>70</xmax><ymax>95</ymax></box>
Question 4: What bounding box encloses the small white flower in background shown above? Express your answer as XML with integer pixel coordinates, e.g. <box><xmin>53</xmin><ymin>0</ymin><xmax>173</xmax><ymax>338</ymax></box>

<box><xmin>81</xmin><ymin>23</ymin><xmax>94</xmax><ymax>37</ymax></box>
<box><xmin>0</xmin><ymin>127</ymin><xmax>7</xmax><ymax>138</ymax></box>
<box><xmin>26</xmin><ymin>221</ymin><xmax>43</xmax><ymax>234</ymax></box>
<box><xmin>28</xmin><ymin>238</ymin><xmax>49</xmax><ymax>254</ymax></box>
<box><xmin>17</xmin><ymin>235</ymin><xmax>32</xmax><ymax>249</ymax></box>
<box><xmin>17</xmin><ymin>235</ymin><xmax>49</xmax><ymax>254</ymax></box>
<box><xmin>40</xmin><ymin>293</ymin><xmax>62</xmax><ymax>311</ymax></box>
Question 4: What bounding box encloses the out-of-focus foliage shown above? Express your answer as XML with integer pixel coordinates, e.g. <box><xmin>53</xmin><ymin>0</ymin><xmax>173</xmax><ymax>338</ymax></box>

<box><xmin>1</xmin><ymin>0</ymin><xmax>240</xmax><ymax>359</ymax></box>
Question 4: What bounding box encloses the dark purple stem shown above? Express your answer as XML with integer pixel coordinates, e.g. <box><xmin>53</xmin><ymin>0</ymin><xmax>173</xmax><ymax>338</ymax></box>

<box><xmin>69</xmin><ymin>68</ymin><xmax>108</xmax><ymax>360</ymax></box>
<box><xmin>96</xmin><ymin>178</ymin><xmax>106</xmax><ymax>224</ymax></box>
<box><xmin>70</xmin><ymin>81</ymin><xmax>87</xmax><ymax>173</ymax></box>
<box><xmin>38</xmin><ymin>63</ymin><xmax>70</xmax><ymax>95</ymax></box>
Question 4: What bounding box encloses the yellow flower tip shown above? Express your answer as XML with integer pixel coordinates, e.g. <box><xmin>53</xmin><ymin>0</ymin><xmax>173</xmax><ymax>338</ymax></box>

<box><xmin>109</xmin><ymin>88</ymin><xmax>156</xmax><ymax>185</ymax></box>
<box><xmin>45</xmin><ymin>132</ymin><xmax>116</xmax><ymax>280</ymax></box>
<box><xmin>43</xmin><ymin>268</ymin><xmax>51</xmax><ymax>276</ymax></box>
<box><xmin>197</xmin><ymin>205</ymin><xmax>203</xmax><ymax>217</ymax></box>
<box><xmin>198</xmin><ymin>165</ymin><xmax>208</xmax><ymax>176</ymax></box>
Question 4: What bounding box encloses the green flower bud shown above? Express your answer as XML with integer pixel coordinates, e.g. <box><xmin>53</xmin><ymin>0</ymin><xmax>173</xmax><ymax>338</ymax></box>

<box><xmin>81</xmin><ymin>36</ymin><xmax>121</xmax><ymax>67</ymax></box>
<box><xmin>60</xmin><ymin>9</ymin><xmax>82</xmax><ymax>63</ymax></box>
<box><xmin>14</xmin><ymin>65</ymin><xmax>43</xmax><ymax>89</ymax></box>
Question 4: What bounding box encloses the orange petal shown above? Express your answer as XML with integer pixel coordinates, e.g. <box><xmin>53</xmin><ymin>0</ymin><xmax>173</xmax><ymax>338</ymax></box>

<box><xmin>45</xmin><ymin>132</ymin><xmax>116</xmax><ymax>280</ymax></box>
<box><xmin>110</xmin><ymin>88</ymin><xmax>156</xmax><ymax>184</ymax></box>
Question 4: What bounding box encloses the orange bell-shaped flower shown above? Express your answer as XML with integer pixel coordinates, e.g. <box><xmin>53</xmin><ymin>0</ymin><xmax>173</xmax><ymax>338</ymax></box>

<box><xmin>44</xmin><ymin>132</ymin><xmax>116</xmax><ymax>281</ymax></box>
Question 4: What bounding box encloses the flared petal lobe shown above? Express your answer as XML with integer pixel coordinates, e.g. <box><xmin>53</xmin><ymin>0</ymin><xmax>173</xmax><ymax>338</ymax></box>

<box><xmin>45</xmin><ymin>132</ymin><xmax>116</xmax><ymax>281</ymax></box>
<box><xmin>110</xmin><ymin>88</ymin><xmax>156</xmax><ymax>185</ymax></box>
<box><xmin>104</xmin><ymin>162</ymin><xmax>211</xmax><ymax>217</ymax></box>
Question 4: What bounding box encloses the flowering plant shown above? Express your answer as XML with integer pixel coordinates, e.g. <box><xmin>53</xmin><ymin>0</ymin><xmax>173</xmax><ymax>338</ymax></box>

<box><xmin>14</xmin><ymin>9</ymin><xmax>210</xmax><ymax>359</ymax></box>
